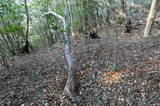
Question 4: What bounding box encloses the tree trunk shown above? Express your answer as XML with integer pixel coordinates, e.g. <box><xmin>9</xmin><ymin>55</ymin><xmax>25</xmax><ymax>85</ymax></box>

<box><xmin>45</xmin><ymin>1</ymin><xmax>55</xmax><ymax>45</ymax></box>
<box><xmin>23</xmin><ymin>0</ymin><xmax>30</xmax><ymax>53</ymax></box>
<box><xmin>44</xmin><ymin>11</ymin><xmax>80</xmax><ymax>104</ymax></box>
<box><xmin>144</xmin><ymin>0</ymin><xmax>159</xmax><ymax>37</ymax></box>
<box><xmin>63</xmin><ymin>19</ymin><xmax>80</xmax><ymax>103</ymax></box>
<box><xmin>121</xmin><ymin>0</ymin><xmax>125</xmax><ymax>13</ymax></box>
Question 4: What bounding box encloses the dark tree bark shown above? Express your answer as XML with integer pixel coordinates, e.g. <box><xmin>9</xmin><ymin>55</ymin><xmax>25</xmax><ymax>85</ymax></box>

<box><xmin>22</xmin><ymin>0</ymin><xmax>30</xmax><ymax>53</ymax></box>
<box><xmin>124</xmin><ymin>18</ymin><xmax>132</xmax><ymax>33</ymax></box>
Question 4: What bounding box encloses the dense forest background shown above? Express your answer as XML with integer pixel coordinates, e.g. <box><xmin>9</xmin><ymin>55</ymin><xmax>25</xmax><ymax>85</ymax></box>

<box><xmin>0</xmin><ymin>0</ymin><xmax>157</xmax><ymax>57</ymax></box>
<box><xmin>0</xmin><ymin>0</ymin><xmax>160</xmax><ymax>106</ymax></box>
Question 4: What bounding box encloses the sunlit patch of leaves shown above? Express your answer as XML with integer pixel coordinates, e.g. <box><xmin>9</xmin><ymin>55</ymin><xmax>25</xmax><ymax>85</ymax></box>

<box><xmin>99</xmin><ymin>70</ymin><xmax>128</xmax><ymax>85</ymax></box>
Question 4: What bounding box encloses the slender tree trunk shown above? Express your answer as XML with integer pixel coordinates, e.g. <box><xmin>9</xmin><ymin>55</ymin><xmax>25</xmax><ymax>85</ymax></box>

<box><xmin>144</xmin><ymin>0</ymin><xmax>159</xmax><ymax>37</ymax></box>
<box><xmin>63</xmin><ymin>19</ymin><xmax>80</xmax><ymax>103</ymax></box>
<box><xmin>45</xmin><ymin>1</ymin><xmax>55</xmax><ymax>45</ymax></box>
<box><xmin>44</xmin><ymin>11</ymin><xmax>80</xmax><ymax>104</ymax></box>
<box><xmin>63</xmin><ymin>6</ymin><xmax>81</xmax><ymax>103</ymax></box>
<box><xmin>121</xmin><ymin>0</ymin><xmax>125</xmax><ymax>13</ymax></box>
<box><xmin>95</xmin><ymin>8</ymin><xmax>100</xmax><ymax>28</ymax></box>
<box><xmin>24</xmin><ymin>0</ymin><xmax>30</xmax><ymax>53</ymax></box>
<box><xmin>67</xmin><ymin>0</ymin><xmax>74</xmax><ymax>35</ymax></box>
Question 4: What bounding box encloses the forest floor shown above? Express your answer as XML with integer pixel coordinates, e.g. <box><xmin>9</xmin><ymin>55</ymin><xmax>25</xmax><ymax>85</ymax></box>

<box><xmin>0</xmin><ymin>22</ymin><xmax>160</xmax><ymax>106</ymax></box>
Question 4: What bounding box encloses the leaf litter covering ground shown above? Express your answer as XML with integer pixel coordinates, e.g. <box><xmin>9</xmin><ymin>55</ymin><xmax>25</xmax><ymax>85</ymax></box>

<box><xmin>0</xmin><ymin>33</ymin><xmax>160</xmax><ymax>106</ymax></box>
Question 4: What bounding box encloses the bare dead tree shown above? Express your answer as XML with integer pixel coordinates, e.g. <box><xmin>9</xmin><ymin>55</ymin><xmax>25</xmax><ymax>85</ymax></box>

<box><xmin>44</xmin><ymin>11</ymin><xmax>81</xmax><ymax>104</ymax></box>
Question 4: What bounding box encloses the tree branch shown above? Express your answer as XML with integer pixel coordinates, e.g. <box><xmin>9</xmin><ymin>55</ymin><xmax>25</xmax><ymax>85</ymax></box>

<box><xmin>44</xmin><ymin>11</ymin><xmax>65</xmax><ymax>21</ymax></box>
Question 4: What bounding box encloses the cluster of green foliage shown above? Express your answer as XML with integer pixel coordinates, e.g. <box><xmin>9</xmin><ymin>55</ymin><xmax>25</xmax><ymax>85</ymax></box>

<box><xmin>0</xmin><ymin>0</ymin><xmax>153</xmax><ymax>67</ymax></box>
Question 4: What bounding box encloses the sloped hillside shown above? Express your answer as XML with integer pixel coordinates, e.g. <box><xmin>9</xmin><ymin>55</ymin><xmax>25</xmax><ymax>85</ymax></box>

<box><xmin>0</xmin><ymin>33</ymin><xmax>160</xmax><ymax>106</ymax></box>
